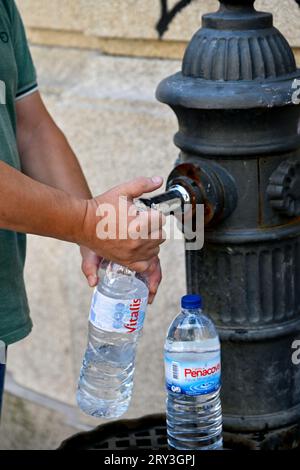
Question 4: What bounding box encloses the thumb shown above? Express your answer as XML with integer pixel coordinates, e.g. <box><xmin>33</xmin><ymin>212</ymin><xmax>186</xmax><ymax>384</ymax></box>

<box><xmin>120</xmin><ymin>176</ymin><xmax>163</xmax><ymax>199</ymax></box>
<box><xmin>81</xmin><ymin>247</ymin><xmax>101</xmax><ymax>287</ymax></box>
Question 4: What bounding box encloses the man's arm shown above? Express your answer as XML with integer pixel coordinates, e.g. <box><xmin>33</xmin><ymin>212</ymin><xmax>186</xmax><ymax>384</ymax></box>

<box><xmin>0</xmin><ymin>160</ymin><xmax>164</xmax><ymax>269</ymax></box>
<box><xmin>0</xmin><ymin>159</ymin><xmax>86</xmax><ymax>241</ymax></box>
<box><xmin>15</xmin><ymin>91</ymin><xmax>164</xmax><ymax>301</ymax></box>
<box><xmin>16</xmin><ymin>91</ymin><xmax>92</xmax><ymax>199</ymax></box>
<box><xmin>16</xmin><ymin>90</ymin><xmax>99</xmax><ymax>286</ymax></box>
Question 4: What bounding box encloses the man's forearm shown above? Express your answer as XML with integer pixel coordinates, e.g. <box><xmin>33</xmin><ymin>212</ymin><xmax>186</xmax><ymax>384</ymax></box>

<box><xmin>16</xmin><ymin>92</ymin><xmax>92</xmax><ymax>200</ymax></box>
<box><xmin>0</xmin><ymin>161</ymin><xmax>87</xmax><ymax>244</ymax></box>
<box><xmin>20</xmin><ymin>119</ymin><xmax>92</xmax><ymax>199</ymax></box>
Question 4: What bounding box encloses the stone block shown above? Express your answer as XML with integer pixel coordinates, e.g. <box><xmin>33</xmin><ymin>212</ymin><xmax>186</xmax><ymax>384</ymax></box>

<box><xmin>16</xmin><ymin>0</ymin><xmax>300</xmax><ymax>48</ymax></box>
<box><xmin>0</xmin><ymin>392</ymin><xmax>80</xmax><ymax>450</ymax></box>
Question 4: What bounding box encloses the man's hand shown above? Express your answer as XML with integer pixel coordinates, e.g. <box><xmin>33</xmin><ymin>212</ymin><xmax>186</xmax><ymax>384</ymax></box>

<box><xmin>80</xmin><ymin>176</ymin><xmax>166</xmax><ymax>273</ymax></box>
<box><xmin>80</xmin><ymin>248</ymin><xmax>162</xmax><ymax>304</ymax></box>
<box><xmin>79</xmin><ymin>176</ymin><xmax>165</xmax><ymax>301</ymax></box>
<box><xmin>80</xmin><ymin>246</ymin><xmax>101</xmax><ymax>287</ymax></box>
<box><xmin>144</xmin><ymin>256</ymin><xmax>162</xmax><ymax>304</ymax></box>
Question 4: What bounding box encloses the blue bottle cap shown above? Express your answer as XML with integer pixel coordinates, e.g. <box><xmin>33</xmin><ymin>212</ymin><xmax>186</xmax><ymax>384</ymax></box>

<box><xmin>181</xmin><ymin>294</ymin><xmax>203</xmax><ymax>309</ymax></box>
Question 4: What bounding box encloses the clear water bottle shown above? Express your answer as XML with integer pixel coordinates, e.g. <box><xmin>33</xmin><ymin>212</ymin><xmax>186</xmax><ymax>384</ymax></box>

<box><xmin>165</xmin><ymin>294</ymin><xmax>223</xmax><ymax>450</ymax></box>
<box><xmin>77</xmin><ymin>260</ymin><xmax>149</xmax><ymax>419</ymax></box>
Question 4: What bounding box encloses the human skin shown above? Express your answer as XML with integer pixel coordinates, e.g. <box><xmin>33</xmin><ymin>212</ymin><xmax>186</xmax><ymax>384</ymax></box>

<box><xmin>0</xmin><ymin>91</ymin><xmax>165</xmax><ymax>302</ymax></box>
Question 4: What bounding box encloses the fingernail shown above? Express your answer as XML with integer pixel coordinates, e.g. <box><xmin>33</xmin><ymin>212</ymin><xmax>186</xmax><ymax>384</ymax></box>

<box><xmin>151</xmin><ymin>176</ymin><xmax>163</xmax><ymax>185</ymax></box>
<box><xmin>88</xmin><ymin>275</ymin><xmax>97</xmax><ymax>286</ymax></box>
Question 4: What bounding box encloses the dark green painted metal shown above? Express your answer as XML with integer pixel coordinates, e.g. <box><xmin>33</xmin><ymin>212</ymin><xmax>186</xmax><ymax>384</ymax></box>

<box><xmin>155</xmin><ymin>0</ymin><xmax>300</xmax><ymax>448</ymax></box>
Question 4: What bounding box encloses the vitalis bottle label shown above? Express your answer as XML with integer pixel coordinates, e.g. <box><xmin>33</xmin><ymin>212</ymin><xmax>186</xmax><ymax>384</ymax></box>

<box><xmin>165</xmin><ymin>353</ymin><xmax>221</xmax><ymax>396</ymax></box>
<box><xmin>89</xmin><ymin>289</ymin><xmax>148</xmax><ymax>333</ymax></box>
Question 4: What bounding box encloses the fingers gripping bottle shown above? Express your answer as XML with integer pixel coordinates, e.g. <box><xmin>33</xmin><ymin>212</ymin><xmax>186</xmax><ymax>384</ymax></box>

<box><xmin>165</xmin><ymin>294</ymin><xmax>223</xmax><ymax>450</ymax></box>
<box><xmin>77</xmin><ymin>260</ymin><xmax>149</xmax><ymax>418</ymax></box>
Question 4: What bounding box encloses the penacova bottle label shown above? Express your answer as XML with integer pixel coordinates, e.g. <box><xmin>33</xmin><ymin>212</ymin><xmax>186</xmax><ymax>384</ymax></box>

<box><xmin>165</xmin><ymin>352</ymin><xmax>221</xmax><ymax>396</ymax></box>
<box><xmin>89</xmin><ymin>289</ymin><xmax>148</xmax><ymax>333</ymax></box>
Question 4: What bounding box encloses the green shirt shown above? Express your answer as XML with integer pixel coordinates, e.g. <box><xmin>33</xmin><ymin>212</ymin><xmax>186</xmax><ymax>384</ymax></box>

<box><xmin>0</xmin><ymin>0</ymin><xmax>37</xmax><ymax>345</ymax></box>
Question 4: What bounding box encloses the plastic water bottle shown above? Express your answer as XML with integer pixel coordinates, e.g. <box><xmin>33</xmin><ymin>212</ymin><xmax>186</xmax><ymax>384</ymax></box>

<box><xmin>165</xmin><ymin>294</ymin><xmax>223</xmax><ymax>450</ymax></box>
<box><xmin>77</xmin><ymin>260</ymin><xmax>149</xmax><ymax>419</ymax></box>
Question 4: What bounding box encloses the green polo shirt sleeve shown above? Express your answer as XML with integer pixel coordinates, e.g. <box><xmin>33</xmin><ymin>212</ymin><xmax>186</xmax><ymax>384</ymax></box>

<box><xmin>6</xmin><ymin>0</ymin><xmax>38</xmax><ymax>100</ymax></box>
<box><xmin>0</xmin><ymin>0</ymin><xmax>38</xmax><ymax>345</ymax></box>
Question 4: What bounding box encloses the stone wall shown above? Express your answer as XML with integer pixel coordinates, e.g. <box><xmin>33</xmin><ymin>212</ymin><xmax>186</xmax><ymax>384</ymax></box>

<box><xmin>17</xmin><ymin>1</ymin><xmax>300</xmax><ymax>60</ymax></box>
<box><xmin>1</xmin><ymin>0</ymin><xmax>300</xmax><ymax>449</ymax></box>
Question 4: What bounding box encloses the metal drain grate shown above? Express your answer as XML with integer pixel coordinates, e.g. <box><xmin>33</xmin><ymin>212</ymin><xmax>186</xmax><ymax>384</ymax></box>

<box><xmin>59</xmin><ymin>413</ymin><xmax>300</xmax><ymax>451</ymax></box>
<box><xmin>59</xmin><ymin>414</ymin><xmax>168</xmax><ymax>450</ymax></box>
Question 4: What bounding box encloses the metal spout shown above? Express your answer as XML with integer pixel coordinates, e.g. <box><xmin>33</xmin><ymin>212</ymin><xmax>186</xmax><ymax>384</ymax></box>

<box><xmin>138</xmin><ymin>184</ymin><xmax>191</xmax><ymax>216</ymax></box>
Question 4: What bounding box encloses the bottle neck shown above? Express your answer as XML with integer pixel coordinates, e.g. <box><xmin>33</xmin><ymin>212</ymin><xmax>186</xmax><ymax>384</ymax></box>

<box><xmin>106</xmin><ymin>261</ymin><xmax>149</xmax><ymax>288</ymax></box>
<box><xmin>182</xmin><ymin>307</ymin><xmax>202</xmax><ymax>315</ymax></box>
<box><xmin>99</xmin><ymin>260</ymin><xmax>135</xmax><ymax>284</ymax></box>
<box><xmin>112</xmin><ymin>263</ymin><xmax>134</xmax><ymax>276</ymax></box>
